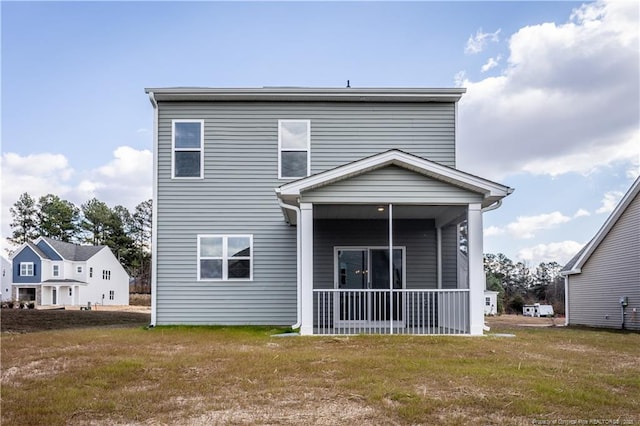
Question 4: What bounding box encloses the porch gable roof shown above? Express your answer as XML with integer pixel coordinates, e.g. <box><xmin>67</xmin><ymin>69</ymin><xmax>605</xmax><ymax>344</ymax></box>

<box><xmin>276</xmin><ymin>149</ymin><xmax>513</xmax><ymax>207</ymax></box>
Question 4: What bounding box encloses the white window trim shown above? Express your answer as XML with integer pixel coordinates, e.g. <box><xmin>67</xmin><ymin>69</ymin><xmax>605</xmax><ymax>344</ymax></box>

<box><xmin>197</xmin><ymin>234</ymin><xmax>253</xmax><ymax>281</ymax></box>
<box><xmin>172</xmin><ymin>119</ymin><xmax>205</xmax><ymax>179</ymax></box>
<box><xmin>76</xmin><ymin>266</ymin><xmax>83</xmax><ymax>274</ymax></box>
<box><xmin>52</xmin><ymin>264</ymin><xmax>60</xmax><ymax>277</ymax></box>
<box><xmin>278</xmin><ymin>119</ymin><xmax>311</xmax><ymax>179</ymax></box>
<box><xmin>20</xmin><ymin>262</ymin><xmax>34</xmax><ymax>277</ymax></box>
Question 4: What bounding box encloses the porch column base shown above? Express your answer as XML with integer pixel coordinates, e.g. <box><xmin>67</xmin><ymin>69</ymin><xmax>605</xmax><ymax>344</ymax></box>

<box><xmin>469</xmin><ymin>324</ymin><xmax>485</xmax><ymax>336</ymax></box>
<box><xmin>299</xmin><ymin>326</ymin><xmax>314</xmax><ymax>336</ymax></box>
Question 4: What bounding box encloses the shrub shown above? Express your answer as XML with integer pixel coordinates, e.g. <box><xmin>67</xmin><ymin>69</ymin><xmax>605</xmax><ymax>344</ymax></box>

<box><xmin>507</xmin><ymin>294</ymin><xmax>525</xmax><ymax>314</ymax></box>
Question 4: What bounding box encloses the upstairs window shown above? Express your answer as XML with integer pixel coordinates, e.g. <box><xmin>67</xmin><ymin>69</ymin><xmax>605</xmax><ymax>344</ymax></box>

<box><xmin>102</xmin><ymin>270</ymin><xmax>111</xmax><ymax>280</ymax></box>
<box><xmin>278</xmin><ymin>120</ymin><xmax>310</xmax><ymax>179</ymax></box>
<box><xmin>198</xmin><ymin>235</ymin><xmax>253</xmax><ymax>281</ymax></box>
<box><xmin>76</xmin><ymin>266</ymin><xmax>83</xmax><ymax>274</ymax></box>
<box><xmin>52</xmin><ymin>265</ymin><xmax>60</xmax><ymax>277</ymax></box>
<box><xmin>172</xmin><ymin>120</ymin><xmax>204</xmax><ymax>178</ymax></box>
<box><xmin>20</xmin><ymin>262</ymin><xmax>34</xmax><ymax>277</ymax></box>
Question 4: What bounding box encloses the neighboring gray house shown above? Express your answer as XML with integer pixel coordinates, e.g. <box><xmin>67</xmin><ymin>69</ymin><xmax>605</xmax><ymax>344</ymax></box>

<box><xmin>561</xmin><ymin>177</ymin><xmax>640</xmax><ymax>331</ymax></box>
<box><xmin>146</xmin><ymin>87</ymin><xmax>513</xmax><ymax>335</ymax></box>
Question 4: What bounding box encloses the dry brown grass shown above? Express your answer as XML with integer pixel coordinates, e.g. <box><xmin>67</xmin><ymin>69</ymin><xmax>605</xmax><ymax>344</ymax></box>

<box><xmin>129</xmin><ymin>293</ymin><xmax>151</xmax><ymax>306</ymax></box>
<box><xmin>1</xmin><ymin>315</ymin><xmax>639</xmax><ymax>425</ymax></box>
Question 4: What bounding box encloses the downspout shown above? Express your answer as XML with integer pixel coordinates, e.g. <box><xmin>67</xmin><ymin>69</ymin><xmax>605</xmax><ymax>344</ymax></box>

<box><xmin>564</xmin><ymin>276</ymin><xmax>569</xmax><ymax>326</ymax></box>
<box><xmin>148</xmin><ymin>91</ymin><xmax>159</xmax><ymax>327</ymax></box>
<box><xmin>278</xmin><ymin>199</ymin><xmax>302</xmax><ymax>329</ymax></box>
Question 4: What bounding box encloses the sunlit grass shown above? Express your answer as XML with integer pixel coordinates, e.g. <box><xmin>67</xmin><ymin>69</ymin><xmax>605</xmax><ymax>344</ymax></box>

<box><xmin>1</xmin><ymin>324</ymin><xmax>639</xmax><ymax>425</ymax></box>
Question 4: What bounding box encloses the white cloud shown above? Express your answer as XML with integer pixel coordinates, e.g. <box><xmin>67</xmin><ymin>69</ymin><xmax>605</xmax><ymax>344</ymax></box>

<box><xmin>457</xmin><ymin>0</ymin><xmax>640</xmax><ymax>180</ymax></box>
<box><xmin>454</xmin><ymin>71</ymin><xmax>467</xmax><ymax>87</ymax></box>
<box><xmin>626</xmin><ymin>164</ymin><xmax>640</xmax><ymax>180</ymax></box>
<box><xmin>507</xmin><ymin>212</ymin><xmax>572</xmax><ymax>239</ymax></box>
<box><xmin>484</xmin><ymin>225</ymin><xmax>505</xmax><ymax>237</ymax></box>
<box><xmin>1</xmin><ymin>147</ymin><xmax>152</xmax><ymax>250</ymax></box>
<box><xmin>489</xmin><ymin>211</ymin><xmax>572</xmax><ymax>240</ymax></box>
<box><xmin>465</xmin><ymin>28</ymin><xmax>501</xmax><ymax>54</ymax></box>
<box><xmin>573</xmin><ymin>208</ymin><xmax>590</xmax><ymax>218</ymax></box>
<box><xmin>480</xmin><ymin>56</ymin><xmax>501</xmax><ymax>73</ymax></box>
<box><xmin>517</xmin><ymin>240</ymin><xmax>585</xmax><ymax>265</ymax></box>
<box><xmin>596</xmin><ymin>190</ymin><xmax>624</xmax><ymax>214</ymax></box>
<box><xmin>1</xmin><ymin>152</ymin><xmax>75</xmax><ymax>209</ymax></box>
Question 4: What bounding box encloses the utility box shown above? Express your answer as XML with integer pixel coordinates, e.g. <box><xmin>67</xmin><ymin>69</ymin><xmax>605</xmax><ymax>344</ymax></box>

<box><xmin>523</xmin><ymin>303</ymin><xmax>554</xmax><ymax>317</ymax></box>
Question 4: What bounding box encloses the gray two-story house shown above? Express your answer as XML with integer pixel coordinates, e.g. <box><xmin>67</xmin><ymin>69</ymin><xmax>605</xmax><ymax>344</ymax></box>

<box><xmin>146</xmin><ymin>87</ymin><xmax>513</xmax><ymax>335</ymax></box>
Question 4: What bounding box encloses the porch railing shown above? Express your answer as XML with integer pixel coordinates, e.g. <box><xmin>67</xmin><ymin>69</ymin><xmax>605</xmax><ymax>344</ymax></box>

<box><xmin>313</xmin><ymin>289</ymin><xmax>469</xmax><ymax>335</ymax></box>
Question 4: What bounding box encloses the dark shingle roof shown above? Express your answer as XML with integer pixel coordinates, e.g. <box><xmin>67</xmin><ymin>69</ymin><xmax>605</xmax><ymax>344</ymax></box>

<box><xmin>25</xmin><ymin>241</ymin><xmax>48</xmax><ymax>259</ymax></box>
<box><xmin>40</xmin><ymin>237</ymin><xmax>105</xmax><ymax>261</ymax></box>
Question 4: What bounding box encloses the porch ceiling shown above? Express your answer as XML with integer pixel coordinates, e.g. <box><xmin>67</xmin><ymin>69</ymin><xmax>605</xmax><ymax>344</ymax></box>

<box><xmin>314</xmin><ymin>204</ymin><xmax>466</xmax><ymax>220</ymax></box>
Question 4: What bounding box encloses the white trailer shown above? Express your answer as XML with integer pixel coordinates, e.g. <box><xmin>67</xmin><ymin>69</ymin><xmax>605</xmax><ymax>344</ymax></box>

<box><xmin>523</xmin><ymin>303</ymin><xmax>554</xmax><ymax>317</ymax></box>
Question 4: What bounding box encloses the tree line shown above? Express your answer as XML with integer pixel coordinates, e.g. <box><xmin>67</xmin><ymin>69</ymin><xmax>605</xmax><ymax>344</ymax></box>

<box><xmin>8</xmin><ymin>193</ymin><xmax>152</xmax><ymax>293</ymax></box>
<box><xmin>484</xmin><ymin>253</ymin><xmax>565</xmax><ymax>315</ymax></box>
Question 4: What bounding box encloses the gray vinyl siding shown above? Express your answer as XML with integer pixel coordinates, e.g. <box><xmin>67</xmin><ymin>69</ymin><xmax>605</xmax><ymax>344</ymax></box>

<box><xmin>313</xmin><ymin>219</ymin><xmax>437</xmax><ymax>290</ymax></box>
<box><xmin>441</xmin><ymin>225</ymin><xmax>458</xmax><ymax>289</ymax></box>
<box><xmin>567</xmin><ymin>192</ymin><xmax>640</xmax><ymax>330</ymax></box>
<box><xmin>301</xmin><ymin>166</ymin><xmax>483</xmax><ymax>204</ymax></box>
<box><xmin>155</xmin><ymin>100</ymin><xmax>457</xmax><ymax>325</ymax></box>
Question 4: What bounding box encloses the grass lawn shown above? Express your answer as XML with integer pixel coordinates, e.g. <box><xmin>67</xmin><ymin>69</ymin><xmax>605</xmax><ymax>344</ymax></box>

<box><xmin>1</xmin><ymin>315</ymin><xmax>638</xmax><ymax>425</ymax></box>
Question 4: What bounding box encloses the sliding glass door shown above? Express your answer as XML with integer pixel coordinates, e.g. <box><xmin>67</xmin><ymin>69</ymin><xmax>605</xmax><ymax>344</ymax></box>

<box><xmin>335</xmin><ymin>247</ymin><xmax>404</xmax><ymax>326</ymax></box>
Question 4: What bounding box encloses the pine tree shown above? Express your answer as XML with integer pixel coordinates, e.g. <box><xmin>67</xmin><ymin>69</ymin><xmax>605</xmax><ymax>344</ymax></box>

<box><xmin>9</xmin><ymin>192</ymin><xmax>38</xmax><ymax>244</ymax></box>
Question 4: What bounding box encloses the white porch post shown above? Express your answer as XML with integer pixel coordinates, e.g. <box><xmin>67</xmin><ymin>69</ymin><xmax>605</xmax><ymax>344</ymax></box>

<box><xmin>467</xmin><ymin>203</ymin><xmax>484</xmax><ymax>335</ymax></box>
<box><xmin>300</xmin><ymin>202</ymin><xmax>314</xmax><ymax>335</ymax></box>
<box><xmin>436</xmin><ymin>227</ymin><xmax>442</xmax><ymax>289</ymax></box>
<box><xmin>388</xmin><ymin>203</ymin><xmax>393</xmax><ymax>335</ymax></box>
<box><xmin>54</xmin><ymin>285</ymin><xmax>60</xmax><ymax>305</ymax></box>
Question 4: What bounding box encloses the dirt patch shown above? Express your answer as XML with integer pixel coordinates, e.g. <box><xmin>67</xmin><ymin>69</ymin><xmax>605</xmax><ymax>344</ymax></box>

<box><xmin>0</xmin><ymin>308</ymin><xmax>150</xmax><ymax>333</ymax></box>
<box><xmin>485</xmin><ymin>314</ymin><xmax>562</xmax><ymax>328</ymax></box>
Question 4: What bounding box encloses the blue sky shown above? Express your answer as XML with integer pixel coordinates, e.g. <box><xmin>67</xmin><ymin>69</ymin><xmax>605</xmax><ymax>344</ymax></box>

<box><xmin>2</xmin><ymin>1</ymin><xmax>639</xmax><ymax>266</ymax></box>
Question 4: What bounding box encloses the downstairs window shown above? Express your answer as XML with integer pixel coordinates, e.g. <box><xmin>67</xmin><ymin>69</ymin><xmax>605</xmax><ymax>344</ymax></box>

<box><xmin>198</xmin><ymin>235</ymin><xmax>253</xmax><ymax>281</ymax></box>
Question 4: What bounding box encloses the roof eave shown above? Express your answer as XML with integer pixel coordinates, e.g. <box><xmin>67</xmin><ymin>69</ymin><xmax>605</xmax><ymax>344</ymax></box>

<box><xmin>566</xmin><ymin>177</ymin><xmax>640</xmax><ymax>272</ymax></box>
<box><xmin>560</xmin><ymin>268</ymin><xmax>582</xmax><ymax>276</ymax></box>
<box><xmin>144</xmin><ymin>87</ymin><xmax>466</xmax><ymax>103</ymax></box>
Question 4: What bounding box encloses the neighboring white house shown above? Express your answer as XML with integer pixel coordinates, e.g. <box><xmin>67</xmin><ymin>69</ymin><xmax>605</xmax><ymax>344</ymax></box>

<box><xmin>484</xmin><ymin>290</ymin><xmax>498</xmax><ymax>315</ymax></box>
<box><xmin>10</xmin><ymin>236</ymin><xmax>129</xmax><ymax>306</ymax></box>
<box><xmin>1</xmin><ymin>256</ymin><xmax>12</xmax><ymax>302</ymax></box>
<box><xmin>561</xmin><ymin>177</ymin><xmax>639</xmax><ymax>331</ymax></box>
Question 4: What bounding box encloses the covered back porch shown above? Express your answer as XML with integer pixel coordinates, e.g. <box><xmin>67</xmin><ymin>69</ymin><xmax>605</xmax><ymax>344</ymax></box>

<box><xmin>312</xmin><ymin>204</ymin><xmax>471</xmax><ymax>335</ymax></box>
<box><xmin>276</xmin><ymin>150</ymin><xmax>512</xmax><ymax>336</ymax></box>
